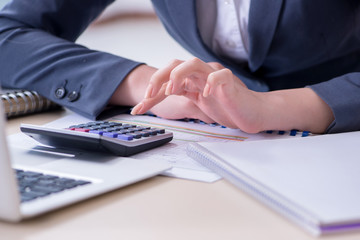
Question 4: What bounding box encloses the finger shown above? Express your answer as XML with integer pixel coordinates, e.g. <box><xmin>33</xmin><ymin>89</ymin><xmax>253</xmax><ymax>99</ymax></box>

<box><xmin>168</xmin><ymin>57</ymin><xmax>215</xmax><ymax>95</ymax></box>
<box><xmin>203</xmin><ymin>68</ymin><xmax>234</xmax><ymax>97</ymax></box>
<box><xmin>207</xmin><ymin>62</ymin><xmax>225</xmax><ymax>71</ymax></box>
<box><xmin>145</xmin><ymin>59</ymin><xmax>183</xmax><ymax>99</ymax></box>
<box><xmin>132</xmin><ymin>82</ymin><xmax>169</xmax><ymax>115</ymax></box>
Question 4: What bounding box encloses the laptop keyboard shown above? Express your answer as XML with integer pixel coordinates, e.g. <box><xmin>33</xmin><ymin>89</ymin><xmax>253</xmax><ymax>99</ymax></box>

<box><xmin>15</xmin><ymin>169</ymin><xmax>91</xmax><ymax>202</ymax></box>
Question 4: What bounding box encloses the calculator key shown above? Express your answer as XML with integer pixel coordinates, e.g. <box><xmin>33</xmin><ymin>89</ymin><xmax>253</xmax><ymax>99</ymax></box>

<box><xmin>85</xmin><ymin>121</ymin><xmax>98</xmax><ymax>126</ymax></box>
<box><xmin>74</xmin><ymin>128</ymin><xmax>90</xmax><ymax>132</ymax></box>
<box><xmin>138</xmin><ymin>131</ymin><xmax>150</xmax><ymax>137</ymax></box>
<box><xmin>103</xmin><ymin>132</ymin><xmax>118</xmax><ymax>138</ymax></box>
<box><xmin>145</xmin><ymin>129</ymin><xmax>158</xmax><ymax>135</ymax></box>
<box><xmin>127</xmin><ymin>132</ymin><xmax>142</xmax><ymax>139</ymax></box>
<box><xmin>132</xmin><ymin>127</ymin><xmax>144</xmax><ymax>131</ymax></box>
<box><xmin>127</xmin><ymin>128</ymin><xmax>136</xmax><ymax>133</ymax></box>
<box><xmin>155</xmin><ymin>128</ymin><xmax>165</xmax><ymax>134</ymax></box>
<box><xmin>88</xmin><ymin>126</ymin><xmax>101</xmax><ymax>130</ymax></box>
<box><xmin>122</xmin><ymin>124</ymin><xmax>136</xmax><ymax>129</ymax></box>
<box><xmin>118</xmin><ymin>130</ymin><xmax>130</xmax><ymax>134</ymax></box>
<box><xmin>104</xmin><ymin>127</ymin><xmax>117</xmax><ymax>132</ymax></box>
<box><xmin>117</xmin><ymin>134</ymin><xmax>133</xmax><ymax>141</ymax></box>
<box><xmin>108</xmin><ymin>122</ymin><xmax>122</xmax><ymax>127</ymax></box>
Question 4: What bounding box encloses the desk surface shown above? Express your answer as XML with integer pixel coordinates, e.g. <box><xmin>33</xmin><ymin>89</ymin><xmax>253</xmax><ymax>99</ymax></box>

<box><xmin>2</xmin><ymin>7</ymin><xmax>360</xmax><ymax>239</ymax></box>
<box><xmin>3</xmin><ymin>110</ymin><xmax>360</xmax><ymax>240</ymax></box>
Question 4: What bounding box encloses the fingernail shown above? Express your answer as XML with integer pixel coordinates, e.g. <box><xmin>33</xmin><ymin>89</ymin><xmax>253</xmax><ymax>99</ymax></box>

<box><xmin>165</xmin><ymin>80</ymin><xmax>173</xmax><ymax>96</ymax></box>
<box><xmin>203</xmin><ymin>83</ymin><xmax>211</xmax><ymax>97</ymax></box>
<box><xmin>144</xmin><ymin>84</ymin><xmax>153</xmax><ymax>99</ymax></box>
<box><xmin>130</xmin><ymin>102</ymin><xmax>144</xmax><ymax>115</ymax></box>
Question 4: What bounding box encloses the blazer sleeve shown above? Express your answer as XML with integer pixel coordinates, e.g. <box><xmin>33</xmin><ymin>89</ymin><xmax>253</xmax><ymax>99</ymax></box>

<box><xmin>0</xmin><ymin>0</ymin><xmax>143</xmax><ymax>119</ymax></box>
<box><xmin>309</xmin><ymin>73</ymin><xmax>360</xmax><ymax>133</ymax></box>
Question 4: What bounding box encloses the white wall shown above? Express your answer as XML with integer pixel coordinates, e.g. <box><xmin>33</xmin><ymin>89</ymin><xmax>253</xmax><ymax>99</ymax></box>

<box><xmin>78</xmin><ymin>1</ymin><xmax>193</xmax><ymax>69</ymax></box>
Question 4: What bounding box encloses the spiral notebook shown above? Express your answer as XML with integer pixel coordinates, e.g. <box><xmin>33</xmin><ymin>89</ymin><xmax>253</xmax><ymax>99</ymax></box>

<box><xmin>1</xmin><ymin>89</ymin><xmax>61</xmax><ymax>118</ymax></box>
<box><xmin>187</xmin><ymin>132</ymin><xmax>360</xmax><ymax>235</ymax></box>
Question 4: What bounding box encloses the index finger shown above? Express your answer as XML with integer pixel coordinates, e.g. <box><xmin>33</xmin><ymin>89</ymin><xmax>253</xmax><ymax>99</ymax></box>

<box><xmin>131</xmin><ymin>81</ymin><xmax>169</xmax><ymax>115</ymax></box>
<box><xmin>144</xmin><ymin>59</ymin><xmax>184</xmax><ymax>99</ymax></box>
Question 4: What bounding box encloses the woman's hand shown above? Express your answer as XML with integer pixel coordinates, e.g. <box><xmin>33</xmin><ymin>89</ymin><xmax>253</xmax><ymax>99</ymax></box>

<box><xmin>109</xmin><ymin>63</ymin><xmax>214</xmax><ymax>122</ymax></box>
<box><xmin>131</xmin><ymin>58</ymin><xmax>266</xmax><ymax>133</ymax></box>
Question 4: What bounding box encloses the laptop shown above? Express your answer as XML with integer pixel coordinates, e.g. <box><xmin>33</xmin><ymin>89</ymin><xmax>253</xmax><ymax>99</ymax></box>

<box><xmin>0</xmin><ymin>102</ymin><xmax>171</xmax><ymax>222</ymax></box>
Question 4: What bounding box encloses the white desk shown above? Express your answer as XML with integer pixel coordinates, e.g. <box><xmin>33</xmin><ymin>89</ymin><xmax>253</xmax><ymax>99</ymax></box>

<box><xmin>2</xmin><ymin>13</ymin><xmax>360</xmax><ymax>240</ymax></box>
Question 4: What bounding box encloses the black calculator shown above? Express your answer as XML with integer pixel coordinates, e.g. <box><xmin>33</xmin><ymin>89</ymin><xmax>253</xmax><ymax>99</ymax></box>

<box><xmin>20</xmin><ymin>121</ymin><xmax>173</xmax><ymax>156</ymax></box>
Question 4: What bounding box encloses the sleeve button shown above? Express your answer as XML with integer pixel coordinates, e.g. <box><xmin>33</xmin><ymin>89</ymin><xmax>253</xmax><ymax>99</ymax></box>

<box><xmin>67</xmin><ymin>91</ymin><xmax>80</xmax><ymax>102</ymax></box>
<box><xmin>55</xmin><ymin>87</ymin><xmax>66</xmax><ymax>99</ymax></box>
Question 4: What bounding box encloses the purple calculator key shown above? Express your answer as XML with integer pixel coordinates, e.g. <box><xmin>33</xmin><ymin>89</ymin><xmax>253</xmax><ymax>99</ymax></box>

<box><xmin>117</xmin><ymin>134</ymin><xmax>133</xmax><ymax>141</ymax></box>
<box><xmin>103</xmin><ymin>132</ymin><xmax>118</xmax><ymax>138</ymax></box>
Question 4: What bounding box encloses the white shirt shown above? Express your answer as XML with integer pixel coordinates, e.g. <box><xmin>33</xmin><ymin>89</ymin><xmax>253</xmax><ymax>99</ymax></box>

<box><xmin>196</xmin><ymin>0</ymin><xmax>251</xmax><ymax>63</ymax></box>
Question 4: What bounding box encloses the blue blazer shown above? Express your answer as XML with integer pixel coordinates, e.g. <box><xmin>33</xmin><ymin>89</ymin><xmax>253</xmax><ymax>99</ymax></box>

<box><xmin>0</xmin><ymin>0</ymin><xmax>359</xmax><ymax>133</ymax></box>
